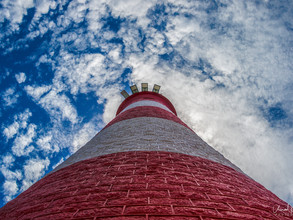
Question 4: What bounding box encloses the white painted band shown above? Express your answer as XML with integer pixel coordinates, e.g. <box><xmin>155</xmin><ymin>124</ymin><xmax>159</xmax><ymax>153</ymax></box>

<box><xmin>120</xmin><ymin>100</ymin><xmax>174</xmax><ymax>114</ymax></box>
<box><xmin>53</xmin><ymin>117</ymin><xmax>242</xmax><ymax>173</ymax></box>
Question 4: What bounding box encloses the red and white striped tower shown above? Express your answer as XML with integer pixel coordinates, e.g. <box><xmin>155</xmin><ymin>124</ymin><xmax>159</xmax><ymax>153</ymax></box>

<box><xmin>0</xmin><ymin>84</ymin><xmax>292</xmax><ymax>219</ymax></box>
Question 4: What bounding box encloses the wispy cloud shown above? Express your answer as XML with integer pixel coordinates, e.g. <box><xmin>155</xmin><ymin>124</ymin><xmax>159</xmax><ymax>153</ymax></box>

<box><xmin>2</xmin><ymin>87</ymin><xmax>19</xmax><ymax>108</ymax></box>
<box><xmin>2</xmin><ymin>180</ymin><xmax>18</xmax><ymax>202</ymax></box>
<box><xmin>72</xmin><ymin>121</ymin><xmax>99</xmax><ymax>153</ymax></box>
<box><xmin>25</xmin><ymin>85</ymin><xmax>51</xmax><ymax>100</ymax></box>
<box><xmin>3</xmin><ymin>122</ymin><xmax>20</xmax><ymax>140</ymax></box>
<box><xmin>36</xmin><ymin>134</ymin><xmax>59</xmax><ymax>154</ymax></box>
<box><xmin>0</xmin><ymin>0</ymin><xmax>34</xmax><ymax>28</ymax></box>
<box><xmin>3</xmin><ymin>109</ymin><xmax>32</xmax><ymax>140</ymax></box>
<box><xmin>21</xmin><ymin>157</ymin><xmax>50</xmax><ymax>191</ymax></box>
<box><xmin>1</xmin><ymin>154</ymin><xmax>15</xmax><ymax>168</ymax></box>
<box><xmin>39</xmin><ymin>90</ymin><xmax>79</xmax><ymax>124</ymax></box>
<box><xmin>0</xmin><ymin>155</ymin><xmax>22</xmax><ymax>202</ymax></box>
<box><xmin>25</xmin><ymin>85</ymin><xmax>79</xmax><ymax>124</ymax></box>
<box><xmin>12</xmin><ymin>124</ymin><xmax>36</xmax><ymax>157</ymax></box>
<box><xmin>15</xmin><ymin>72</ymin><xmax>26</xmax><ymax>84</ymax></box>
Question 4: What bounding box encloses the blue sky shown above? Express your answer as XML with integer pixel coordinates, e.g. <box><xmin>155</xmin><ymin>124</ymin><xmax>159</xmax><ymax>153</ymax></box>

<box><xmin>1</xmin><ymin>0</ymin><xmax>293</xmax><ymax>207</ymax></box>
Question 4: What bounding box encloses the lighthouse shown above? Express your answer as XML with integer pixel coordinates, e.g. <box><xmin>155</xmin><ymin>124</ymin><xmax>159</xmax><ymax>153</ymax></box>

<box><xmin>0</xmin><ymin>83</ymin><xmax>292</xmax><ymax>219</ymax></box>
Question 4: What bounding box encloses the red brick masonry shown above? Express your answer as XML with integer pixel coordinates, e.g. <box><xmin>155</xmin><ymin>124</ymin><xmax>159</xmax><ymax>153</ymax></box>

<box><xmin>116</xmin><ymin>91</ymin><xmax>177</xmax><ymax>115</ymax></box>
<box><xmin>106</xmin><ymin>106</ymin><xmax>190</xmax><ymax>130</ymax></box>
<box><xmin>1</xmin><ymin>151</ymin><xmax>291</xmax><ymax>219</ymax></box>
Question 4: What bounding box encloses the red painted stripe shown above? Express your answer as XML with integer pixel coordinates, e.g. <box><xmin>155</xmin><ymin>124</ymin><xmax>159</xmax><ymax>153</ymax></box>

<box><xmin>116</xmin><ymin>91</ymin><xmax>177</xmax><ymax>116</ymax></box>
<box><xmin>106</xmin><ymin>106</ymin><xmax>190</xmax><ymax>130</ymax></box>
<box><xmin>0</xmin><ymin>151</ymin><xmax>289</xmax><ymax>219</ymax></box>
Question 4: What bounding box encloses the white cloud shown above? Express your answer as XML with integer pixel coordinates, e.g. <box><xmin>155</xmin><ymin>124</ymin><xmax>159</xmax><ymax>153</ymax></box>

<box><xmin>17</xmin><ymin>109</ymin><xmax>33</xmax><ymax>128</ymax></box>
<box><xmin>86</xmin><ymin>1</ymin><xmax>106</xmax><ymax>32</ymax></box>
<box><xmin>3</xmin><ymin>109</ymin><xmax>32</xmax><ymax>140</ymax></box>
<box><xmin>21</xmin><ymin>157</ymin><xmax>50</xmax><ymax>191</ymax></box>
<box><xmin>64</xmin><ymin>0</ymin><xmax>88</xmax><ymax>24</ymax></box>
<box><xmin>107</xmin><ymin>0</ymin><xmax>156</xmax><ymax>28</ymax></box>
<box><xmin>36</xmin><ymin>134</ymin><xmax>52</xmax><ymax>151</ymax></box>
<box><xmin>0</xmin><ymin>167</ymin><xmax>22</xmax><ymax>181</ymax></box>
<box><xmin>0</xmin><ymin>0</ymin><xmax>34</xmax><ymax>25</ymax></box>
<box><xmin>54</xmin><ymin>52</ymin><xmax>107</xmax><ymax>95</ymax></box>
<box><xmin>3</xmin><ymin>180</ymin><xmax>18</xmax><ymax>202</ymax></box>
<box><xmin>2</xmin><ymin>87</ymin><xmax>19</xmax><ymax>107</ymax></box>
<box><xmin>39</xmin><ymin>89</ymin><xmax>79</xmax><ymax>124</ymax></box>
<box><xmin>25</xmin><ymin>85</ymin><xmax>51</xmax><ymax>100</ymax></box>
<box><xmin>48</xmin><ymin>50</ymin><xmax>125</xmax><ymax>125</ymax></box>
<box><xmin>35</xmin><ymin>0</ymin><xmax>56</xmax><ymax>15</ymax></box>
<box><xmin>25</xmin><ymin>85</ymin><xmax>79</xmax><ymax>124</ymax></box>
<box><xmin>15</xmin><ymin>72</ymin><xmax>26</xmax><ymax>84</ymax></box>
<box><xmin>12</xmin><ymin>124</ymin><xmax>36</xmax><ymax>157</ymax></box>
<box><xmin>71</xmin><ymin>120</ymin><xmax>102</xmax><ymax>153</ymax></box>
<box><xmin>108</xmin><ymin>46</ymin><xmax>123</xmax><ymax>64</ymax></box>
<box><xmin>37</xmin><ymin>134</ymin><xmax>59</xmax><ymax>153</ymax></box>
<box><xmin>1</xmin><ymin>154</ymin><xmax>15</xmax><ymax>168</ymax></box>
<box><xmin>3</xmin><ymin>122</ymin><xmax>20</xmax><ymax>140</ymax></box>
<box><xmin>100</xmin><ymin>87</ymin><xmax>124</xmax><ymax>124</ymax></box>
<box><xmin>0</xmin><ymin>0</ymin><xmax>57</xmax><ymax>36</ymax></box>
<box><xmin>0</xmin><ymin>157</ymin><xmax>22</xmax><ymax>203</ymax></box>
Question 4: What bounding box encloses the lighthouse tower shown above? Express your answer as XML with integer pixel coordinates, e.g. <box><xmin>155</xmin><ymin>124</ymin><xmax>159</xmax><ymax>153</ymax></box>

<box><xmin>0</xmin><ymin>84</ymin><xmax>292</xmax><ymax>219</ymax></box>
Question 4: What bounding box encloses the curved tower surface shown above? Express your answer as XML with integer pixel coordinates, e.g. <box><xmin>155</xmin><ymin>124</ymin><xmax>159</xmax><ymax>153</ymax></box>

<box><xmin>0</xmin><ymin>84</ymin><xmax>292</xmax><ymax>219</ymax></box>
